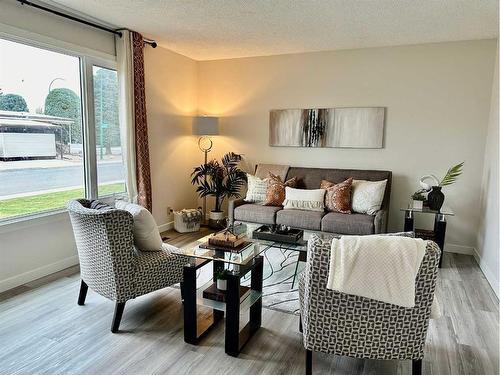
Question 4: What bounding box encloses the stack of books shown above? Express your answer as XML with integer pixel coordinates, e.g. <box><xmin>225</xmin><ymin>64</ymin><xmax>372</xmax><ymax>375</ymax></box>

<box><xmin>208</xmin><ymin>228</ymin><xmax>248</xmax><ymax>248</ymax></box>
<box><xmin>202</xmin><ymin>283</ymin><xmax>251</xmax><ymax>303</ymax></box>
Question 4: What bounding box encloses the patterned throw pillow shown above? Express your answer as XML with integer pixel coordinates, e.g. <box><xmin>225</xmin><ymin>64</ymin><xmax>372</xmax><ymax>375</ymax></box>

<box><xmin>351</xmin><ymin>179</ymin><xmax>388</xmax><ymax>215</ymax></box>
<box><xmin>320</xmin><ymin>178</ymin><xmax>353</xmax><ymax>214</ymax></box>
<box><xmin>244</xmin><ymin>174</ymin><xmax>269</xmax><ymax>203</ymax></box>
<box><xmin>264</xmin><ymin>173</ymin><xmax>297</xmax><ymax>206</ymax></box>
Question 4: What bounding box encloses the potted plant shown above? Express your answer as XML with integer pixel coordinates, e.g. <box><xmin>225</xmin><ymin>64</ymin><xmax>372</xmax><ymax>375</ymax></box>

<box><xmin>411</xmin><ymin>191</ymin><xmax>426</xmax><ymax>210</ymax></box>
<box><xmin>191</xmin><ymin>152</ymin><xmax>247</xmax><ymax>229</ymax></box>
<box><xmin>427</xmin><ymin>162</ymin><xmax>464</xmax><ymax>211</ymax></box>
<box><xmin>215</xmin><ymin>269</ymin><xmax>231</xmax><ymax>291</ymax></box>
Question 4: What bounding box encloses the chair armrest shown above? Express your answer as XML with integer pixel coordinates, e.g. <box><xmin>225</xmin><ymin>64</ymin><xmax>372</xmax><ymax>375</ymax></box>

<box><xmin>228</xmin><ymin>198</ymin><xmax>246</xmax><ymax>224</ymax></box>
<box><xmin>374</xmin><ymin>209</ymin><xmax>388</xmax><ymax>234</ymax></box>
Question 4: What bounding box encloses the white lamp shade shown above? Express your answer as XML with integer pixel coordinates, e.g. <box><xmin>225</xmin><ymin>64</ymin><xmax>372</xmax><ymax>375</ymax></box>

<box><xmin>192</xmin><ymin>116</ymin><xmax>219</xmax><ymax>135</ymax></box>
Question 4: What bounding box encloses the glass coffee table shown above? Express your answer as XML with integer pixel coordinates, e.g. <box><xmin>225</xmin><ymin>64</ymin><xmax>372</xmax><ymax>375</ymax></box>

<box><xmin>171</xmin><ymin>228</ymin><xmax>307</xmax><ymax>357</ymax></box>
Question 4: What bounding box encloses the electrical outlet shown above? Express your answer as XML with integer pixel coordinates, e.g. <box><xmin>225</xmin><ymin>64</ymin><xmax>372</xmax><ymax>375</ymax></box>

<box><xmin>167</xmin><ymin>206</ymin><xmax>173</xmax><ymax>215</ymax></box>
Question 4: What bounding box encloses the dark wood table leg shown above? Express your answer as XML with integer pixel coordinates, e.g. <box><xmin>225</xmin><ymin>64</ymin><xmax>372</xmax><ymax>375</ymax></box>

<box><xmin>291</xmin><ymin>251</ymin><xmax>307</xmax><ymax>289</ymax></box>
<box><xmin>183</xmin><ymin>259</ymin><xmax>221</xmax><ymax>345</ymax></box>
<box><xmin>404</xmin><ymin>209</ymin><xmax>414</xmax><ymax>232</ymax></box>
<box><xmin>434</xmin><ymin>213</ymin><xmax>447</xmax><ymax>268</ymax></box>
<box><xmin>183</xmin><ymin>265</ymin><xmax>198</xmax><ymax>344</ymax></box>
<box><xmin>250</xmin><ymin>257</ymin><xmax>263</xmax><ymax>332</ymax></box>
<box><xmin>225</xmin><ymin>272</ymin><xmax>241</xmax><ymax>357</ymax></box>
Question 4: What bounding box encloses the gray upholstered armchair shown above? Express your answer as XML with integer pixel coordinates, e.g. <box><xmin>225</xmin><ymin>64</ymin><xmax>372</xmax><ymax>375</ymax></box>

<box><xmin>67</xmin><ymin>199</ymin><xmax>187</xmax><ymax>333</ymax></box>
<box><xmin>299</xmin><ymin>234</ymin><xmax>440</xmax><ymax>375</ymax></box>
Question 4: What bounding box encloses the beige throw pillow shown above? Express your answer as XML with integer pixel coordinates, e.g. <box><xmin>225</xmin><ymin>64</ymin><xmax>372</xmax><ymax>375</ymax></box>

<box><xmin>351</xmin><ymin>179</ymin><xmax>387</xmax><ymax>215</ymax></box>
<box><xmin>244</xmin><ymin>174</ymin><xmax>268</xmax><ymax>203</ymax></box>
<box><xmin>283</xmin><ymin>187</ymin><xmax>326</xmax><ymax>211</ymax></box>
<box><xmin>115</xmin><ymin>201</ymin><xmax>162</xmax><ymax>251</ymax></box>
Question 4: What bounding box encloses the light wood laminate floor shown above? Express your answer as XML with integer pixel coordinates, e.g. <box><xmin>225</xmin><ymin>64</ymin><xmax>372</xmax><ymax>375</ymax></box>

<box><xmin>0</xmin><ymin>229</ymin><xmax>498</xmax><ymax>375</ymax></box>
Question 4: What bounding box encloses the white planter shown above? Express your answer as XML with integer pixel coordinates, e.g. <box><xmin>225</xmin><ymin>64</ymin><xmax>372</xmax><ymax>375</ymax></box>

<box><xmin>216</xmin><ymin>279</ymin><xmax>227</xmax><ymax>291</ymax></box>
<box><xmin>209</xmin><ymin>210</ymin><xmax>225</xmax><ymax>220</ymax></box>
<box><xmin>209</xmin><ymin>210</ymin><xmax>226</xmax><ymax>229</ymax></box>
<box><xmin>412</xmin><ymin>200</ymin><xmax>424</xmax><ymax>210</ymax></box>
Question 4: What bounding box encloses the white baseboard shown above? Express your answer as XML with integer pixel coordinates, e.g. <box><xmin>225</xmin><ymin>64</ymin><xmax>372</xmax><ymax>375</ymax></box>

<box><xmin>158</xmin><ymin>221</ymin><xmax>174</xmax><ymax>233</ymax></box>
<box><xmin>0</xmin><ymin>255</ymin><xmax>79</xmax><ymax>293</ymax></box>
<box><xmin>472</xmin><ymin>249</ymin><xmax>500</xmax><ymax>299</ymax></box>
<box><xmin>444</xmin><ymin>243</ymin><xmax>474</xmax><ymax>255</ymax></box>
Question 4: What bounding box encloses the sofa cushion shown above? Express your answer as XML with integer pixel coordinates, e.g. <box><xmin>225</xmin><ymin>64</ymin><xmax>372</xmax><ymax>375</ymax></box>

<box><xmin>276</xmin><ymin>209</ymin><xmax>325</xmax><ymax>231</ymax></box>
<box><xmin>321</xmin><ymin>212</ymin><xmax>374</xmax><ymax>235</ymax></box>
<box><xmin>234</xmin><ymin>204</ymin><xmax>281</xmax><ymax>224</ymax></box>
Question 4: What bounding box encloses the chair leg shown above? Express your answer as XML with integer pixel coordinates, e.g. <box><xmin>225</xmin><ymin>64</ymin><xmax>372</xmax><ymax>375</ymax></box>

<box><xmin>412</xmin><ymin>359</ymin><xmax>422</xmax><ymax>375</ymax></box>
<box><xmin>306</xmin><ymin>349</ymin><xmax>312</xmax><ymax>375</ymax></box>
<box><xmin>111</xmin><ymin>302</ymin><xmax>126</xmax><ymax>333</ymax></box>
<box><xmin>77</xmin><ymin>280</ymin><xmax>88</xmax><ymax>306</ymax></box>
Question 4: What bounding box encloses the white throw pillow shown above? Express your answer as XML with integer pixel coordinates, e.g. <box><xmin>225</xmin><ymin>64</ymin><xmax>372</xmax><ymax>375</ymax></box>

<box><xmin>351</xmin><ymin>179</ymin><xmax>387</xmax><ymax>215</ymax></box>
<box><xmin>244</xmin><ymin>174</ymin><xmax>269</xmax><ymax>203</ymax></box>
<box><xmin>115</xmin><ymin>201</ymin><xmax>162</xmax><ymax>251</ymax></box>
<box><xmin>283</xmin><ymin>187</ymin><xmax>326</xmax><ymax>212</ymax></box>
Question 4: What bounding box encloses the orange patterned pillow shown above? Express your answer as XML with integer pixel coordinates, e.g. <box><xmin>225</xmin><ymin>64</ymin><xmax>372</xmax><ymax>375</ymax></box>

<box><xmin>320</xmin><ymin>178</ymin><xmax>353</xmax><ymax>214</ymax></box>
<box><xmin>264</xmin><ymin>173</ymin><xmax>298</xmax><ymax>206</ymax></box>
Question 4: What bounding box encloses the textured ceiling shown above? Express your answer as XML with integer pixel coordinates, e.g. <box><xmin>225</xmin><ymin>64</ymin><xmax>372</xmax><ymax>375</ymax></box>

<box><xmin>43</xmin><ymin>0</ymin><xmax>498</xmax><ymax>60</ymax></box>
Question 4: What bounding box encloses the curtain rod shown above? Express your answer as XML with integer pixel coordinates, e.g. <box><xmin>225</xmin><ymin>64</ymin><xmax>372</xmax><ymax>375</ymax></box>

<box><xmin>16</xmin><ymin>0</ymin><xmax>157</xmax><ymax>48</ymax></box>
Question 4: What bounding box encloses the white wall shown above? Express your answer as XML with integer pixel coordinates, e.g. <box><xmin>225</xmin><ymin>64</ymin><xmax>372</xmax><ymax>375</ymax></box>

<box><xmin>144</xmin><ymin>46</ymin><xmax>199</xmax><ymax>229</ymax></box>
<box><xmin>476</xmin><ymin>42</ymin><xmax>499</xmax><ymax>297</ymax></box>
<box><xmin>198</xmin><ymin>40</ymin><xmax>497</xmax><ymax>253</ymax></box>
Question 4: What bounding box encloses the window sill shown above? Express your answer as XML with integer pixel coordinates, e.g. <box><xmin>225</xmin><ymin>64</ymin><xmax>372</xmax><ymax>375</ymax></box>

<box><xmin>0</xmin><ymin>208</ymin><xmax>69</xmax><ymax>234</ymax></box>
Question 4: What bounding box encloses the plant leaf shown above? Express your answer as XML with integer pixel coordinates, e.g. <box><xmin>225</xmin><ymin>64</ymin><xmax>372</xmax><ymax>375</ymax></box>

<box><xmin>439</xmin><ymin>162</ymin><xmax>464</xmax><ymax>187</ymax></box>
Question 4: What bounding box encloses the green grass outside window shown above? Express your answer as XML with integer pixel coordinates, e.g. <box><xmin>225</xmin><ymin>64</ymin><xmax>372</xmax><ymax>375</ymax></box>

<box><xmin>0</xmin><ymin>183</ymin><xmax>125</xmax><ymax>219</ymax></box>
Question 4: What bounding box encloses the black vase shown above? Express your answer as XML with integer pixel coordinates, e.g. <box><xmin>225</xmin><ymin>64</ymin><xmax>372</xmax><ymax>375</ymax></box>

<box><xmin>427</xmin><ymin>186</ymin><xmax>445</xmax><ymax>211</ymax></box>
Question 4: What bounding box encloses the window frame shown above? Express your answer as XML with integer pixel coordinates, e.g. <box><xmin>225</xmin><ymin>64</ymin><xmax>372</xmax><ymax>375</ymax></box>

<box><xmin>0</xmin><ymin>26</ymin><xmax>121</xmax><ymax>225</ymax></box>
<box><xmin>86</xmin><ymin>60</ymin><xmax>126</xmax><ymax>203</ymax></box>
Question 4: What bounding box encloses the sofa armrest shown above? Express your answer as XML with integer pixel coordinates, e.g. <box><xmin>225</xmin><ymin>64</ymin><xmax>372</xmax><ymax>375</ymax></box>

<box><xmin>228</xmin><ymin>198</ymin><xmax>246</xmax><ymax>224</ymax></box>
<box><xmin>374</xmin><ymin>209</ymin><xmax>388</xmax><ymax>234</ymax></box>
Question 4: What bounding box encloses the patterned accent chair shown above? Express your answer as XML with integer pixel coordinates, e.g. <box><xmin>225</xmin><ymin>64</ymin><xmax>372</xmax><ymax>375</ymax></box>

<box><xmin>67</xmin><ymin>199</ymin><xmax>187</xmax><ymax>333</ymax></box>
<box><xmin>299</xmin><ymin>234</ymin><xmax>440</xmax><ymax>375</ymax></box>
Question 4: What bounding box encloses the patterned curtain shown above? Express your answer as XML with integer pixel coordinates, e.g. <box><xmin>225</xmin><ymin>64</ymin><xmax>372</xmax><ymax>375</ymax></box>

<box><xmin>131</xmin><ymin>32</ymin><xmax>152</xmax><ymax>212</ymax></box>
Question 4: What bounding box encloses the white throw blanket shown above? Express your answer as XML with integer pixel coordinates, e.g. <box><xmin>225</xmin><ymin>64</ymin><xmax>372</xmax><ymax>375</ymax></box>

<box><xmin>327</xmin><ymin>235</ymin><xmax>427</xmax><ymax>308</ymax></box>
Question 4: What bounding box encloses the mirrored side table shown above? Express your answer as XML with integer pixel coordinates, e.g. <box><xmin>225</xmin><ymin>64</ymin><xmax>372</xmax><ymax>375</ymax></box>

<box><xmin>401</xmin><ymin>206</ymin><xmax>454</xmax><ymax>268</ymax></box>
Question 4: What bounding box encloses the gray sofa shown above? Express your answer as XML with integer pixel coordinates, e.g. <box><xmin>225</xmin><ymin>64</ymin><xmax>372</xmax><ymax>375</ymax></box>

<box><xmin>229</xmin><ymin>167</ymin><xmax>392</xmax><ymax>235</ymax></box>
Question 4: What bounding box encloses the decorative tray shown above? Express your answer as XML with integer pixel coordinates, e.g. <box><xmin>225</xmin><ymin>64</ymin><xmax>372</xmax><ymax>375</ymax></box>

<box><xmin>252</xmin><ymin>225</ymin><xmax>304</xmax><ymax>244</ymax></box>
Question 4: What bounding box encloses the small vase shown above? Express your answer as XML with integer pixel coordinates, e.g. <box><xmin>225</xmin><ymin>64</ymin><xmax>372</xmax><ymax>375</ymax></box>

<box><xmin>216</xmin><ymin>279</ymin><xmax>227</xmax><ymax>291</ymax></box>
<box><xmin>427</xmin><ymin>186</ymin><xmax>445</xmax><ymax>211</ymax></box>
